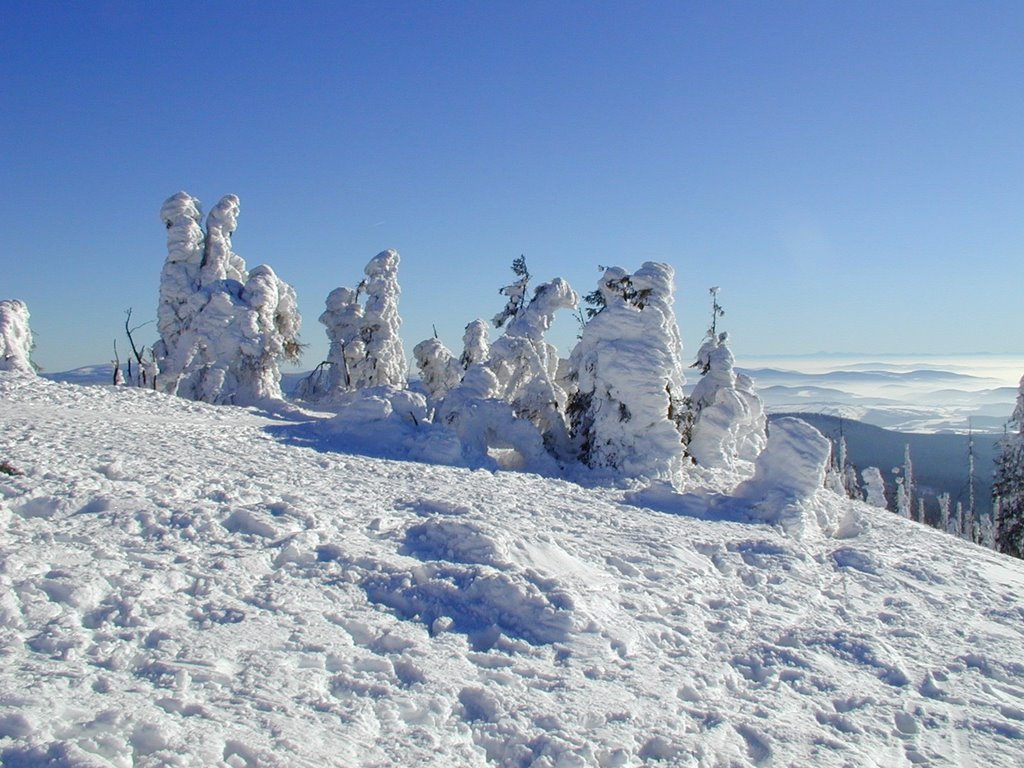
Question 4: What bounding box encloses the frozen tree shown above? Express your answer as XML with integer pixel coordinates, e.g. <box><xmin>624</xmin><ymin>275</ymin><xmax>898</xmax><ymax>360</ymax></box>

<box><xmin>686</xmin><ymin>330</ymin><xmax>766</xmax><ymax>470</ymax></box>
<box><xmin>413</xmin><ymin>337</ymin><xmax>461</xmax><ymax>401</ymax></box>
<box><xmin>300</xmin><ymin>250</ymin><xmax>407</xmax><ymax>401</ymax></box>
<box><xmin>862</xmin><ymin>466</ymin><xmax>887</xmax><ymax>508</ymax></box>
<box><xmin>937</xmin><ymin>492</ymin><xmax>952</xmax><ymax>533</ymax></box>
<box><xmin>352</xmin><ymin>250</ymin><xmax>407</xmax><ymax>389</ymax></box>
<box><xmin>477</xmin><ymin>277</ymin><xmax>578</xmax><ymax>456</ymax></box>
<box><xmin>0</xmin><ymin>299</ymin><xmax>35</xmax><ymax>374</ymax></box>
<box><xmin>893</xmin><ymin>445</ymin><xmax>914</xmax><ymax>519</ymax></box>
<box><xmin>460</xmin><ymin>319</ymin><xmax>490</xmax><ymax>369</ymax></box>
<box><xmin>733</xmin><ymin>416</ymin><xmax>831</xmax><ymax>536</ymax></box>
<box><xmin>299</xmin><ymin>286</ymin><xmax>366</xmax><ymax>399</ymax></box>
<box><xmin>153</xmin><ymin>192</ymin><xmax>302</xmax><ymax>405</ymax></box>
<box><xmin>566</xmin><ymin>262</ymin><xmax>689</xmax><ymax>482</ymax></box>
<box><xmin>492</xmin><ymin>256</ymin><xmax>531</xmax><ymax>329</ymax></box>
<box><xmin>994</xmin><ymin>376</ymin><xmax>1024</xmax><ymax>558</ymax></box>
<box><xmin>436</xmin><ymin>363</ymin><xmax>559</xmax><ymax>474</ymax></box>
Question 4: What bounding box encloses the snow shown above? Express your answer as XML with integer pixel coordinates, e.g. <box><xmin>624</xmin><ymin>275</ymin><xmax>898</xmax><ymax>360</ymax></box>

<box><xmin>3</xmin><ymin>373</ymin><xmax>1024</xmax><ymax>767</ymax></box>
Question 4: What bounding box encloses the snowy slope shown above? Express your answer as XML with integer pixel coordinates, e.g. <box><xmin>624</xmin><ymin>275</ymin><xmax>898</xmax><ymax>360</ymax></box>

<box><xmin>2</xmin><ymin>374</ymin><xmax>1024</xmax><ymax>767</ymax></box>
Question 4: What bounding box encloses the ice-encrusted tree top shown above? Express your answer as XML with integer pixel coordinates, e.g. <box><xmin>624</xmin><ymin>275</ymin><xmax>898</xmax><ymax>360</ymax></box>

<box><xmin>154</xmin><ymin>192</ymin><xmax>302</xmax><ymax>405</ymax></box>
<box><xmin>0</xmin><ymin>299</ymin><xmax>35</xmax><ymax>374</ymax></box>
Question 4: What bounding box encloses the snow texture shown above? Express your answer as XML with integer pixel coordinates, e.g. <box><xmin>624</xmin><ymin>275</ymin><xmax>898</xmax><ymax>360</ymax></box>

<box><xmin>4</xmin><ymin>373</ymin><xmax>1024</xmax><ymax>767</ymax></box>
<box><xmin>0</xmin><ymin>299</ymin><xmax>34</xmax><ymax>374</ymax></box>
<box><xmin>153</xmin><ymin>192</ymin><xmax>302</xmax><ymax>405</ymax></box>
<box><xmin>568</xmin><ymin>263</ymin><xmax>689</xmax><ymax>482</ymax></box>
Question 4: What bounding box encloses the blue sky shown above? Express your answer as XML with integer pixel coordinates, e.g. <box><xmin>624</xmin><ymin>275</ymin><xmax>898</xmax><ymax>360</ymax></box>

<box><xmin>2</xmin><ymin>1</ymin><xmax>1022</xmax><ymax>372</ymax></box>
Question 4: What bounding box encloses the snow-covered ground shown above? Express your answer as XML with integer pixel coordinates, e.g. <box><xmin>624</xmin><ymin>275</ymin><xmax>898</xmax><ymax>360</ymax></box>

<box><xmin>3</xmin><ymin>374</ymin><xmax>1024</xmax><ymax>766</ymax></box>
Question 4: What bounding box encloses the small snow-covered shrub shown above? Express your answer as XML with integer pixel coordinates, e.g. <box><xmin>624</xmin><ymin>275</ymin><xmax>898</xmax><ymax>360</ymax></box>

<box><xmin>153</xmin><ymin>192</ymin><xmax>302</xmax><ymax>405</ymax></box>
<box><xmin>0</xmin><ymin>299</ymin><xmax>35</xmax><ymax>374</ymax></box>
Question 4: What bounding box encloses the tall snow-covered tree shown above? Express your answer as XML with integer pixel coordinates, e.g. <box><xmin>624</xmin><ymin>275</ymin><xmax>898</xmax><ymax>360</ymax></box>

<box><xmin>353</xmin><ymin>249</ymin><xmax>407</xmax><ymax>389</ymax></box>
<box><xmin>894</xmin><ymin>444</ymin><xmax>914</xmax><ymax>519</ymax></box>
<box><xmin>485</xmin><ymin>277</ymin><xmax>579</xmax><ymax>456</ymax></box>
<box><xmin>566</xmin><ymin>262</ymin><xmax>689</xmax><ymax>482</ymax></box>
<box><xmin>994</xmin><ymin>376</ymin><xmax>1024</xmax><ymax>558</ymax></box>
<box><xmin>153</xmin><ymin>192</ymin><xmax>302</xmax><ymax>405</ymax></box>
<box><xmin>0</xmin><ymin>299</ymin><xmax>35</xmax><ymax>374</ymax></box>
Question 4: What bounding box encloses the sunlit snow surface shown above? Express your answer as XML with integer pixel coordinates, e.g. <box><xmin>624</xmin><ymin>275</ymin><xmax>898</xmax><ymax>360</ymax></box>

<box><xmin>3</xmin><ymin>373</ymin><xmax>1024</xmax><ymax>767</ymax></box>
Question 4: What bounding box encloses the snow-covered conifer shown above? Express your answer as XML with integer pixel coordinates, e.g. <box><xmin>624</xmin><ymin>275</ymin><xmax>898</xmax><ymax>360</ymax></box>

<box><xmin>566</xmin><ymin>262</ymin><xmax>689</xmax><ymax>482</ymax></box>
<box><xmin>413</xmin><ymin>337</ymin><xmax>461</xmax><ymax>401</ymax></box>
<box><xmin>862</xmin><ymin>467</ymin><xmax>887</xmax><ymax>508</ymax></box>
<box><xmin>0</xmin><ymin>299</ymin><xmax>35</xmax><ymax>374</ymax></box>
<box><xmin>994</xmin><ymin>376</ymin><xmax>1024</xmax><ymax>558</ymax></box>
<box><xmin>307</xmin><ymin>286</ymin><xmax>366</xmax><ymax>398</ymax></box>
<box><xmin>302</xmin><ymin>250</ymin><xmax>407</xmax><ymax>401</ymax></box>
<box><xmin>352</xmin><ymin>250</ymin><xmax>407</xmax><ymax>389</ymax></box>
<box><xmin>492</xmin><ymin>256</ymin><xmax>530</xmax><ymax>329</ymax></box>
<box><xmin>460</xmin><ymin>319</ymin><xmax>490</xmax><ymax>369</ymax></box>
<box><xmin>153</xmin><ymin>192</ymin><xmax>302</xmax><ymax>404</ymax></box>
<box><xmin>894</xmin><ymin>445</ymin><xmax>914</xmax><ymax>519</ymax></box>
<box><xmin>475</xmin><ymin>277</ymin><xmax>578</xmax><ymax>457</ymax></box>
<box><xmin>937</xmin><ymin>492</ymin><xmax>952</xmax><ymax>533</ymax></box>
<box><xmin>686</xmin><ymin>331</ymin><xmax>766</xmax><ymax>470</ymax></box>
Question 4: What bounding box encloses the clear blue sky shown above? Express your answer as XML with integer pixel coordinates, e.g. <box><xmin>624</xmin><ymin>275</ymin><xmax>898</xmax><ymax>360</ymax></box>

<box><xmin>2</xmin><ymin>1</ymin><xmax>1022</xmax><ymax>372</ymax></box>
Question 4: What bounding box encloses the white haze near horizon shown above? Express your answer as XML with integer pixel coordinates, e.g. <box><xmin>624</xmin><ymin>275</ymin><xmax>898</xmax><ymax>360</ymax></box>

<box><xmin>743</xmin><ymin>353</ymin><xmax>1024</xmax><ymax>389</ymax></box>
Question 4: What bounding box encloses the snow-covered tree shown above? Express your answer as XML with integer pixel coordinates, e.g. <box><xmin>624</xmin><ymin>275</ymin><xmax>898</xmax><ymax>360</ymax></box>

<box><xmin>299</xmin><ymin>250</ymin><xmax>407</xmax><ymax>401</ymax></box>
<box><xmin>353</xmin><ymin>250</ymin><xmax>407</xmax><ymax>389</ymax></box>
<box><xmin>413</xmin><ymin>337</ymin><xmax>461</xmax><ymax>401</ymax></box>
<box><xmin>0</xmin><ymin>299</ymin><xmax>35</xmax><ymax>374</ymax></box>
<box><xmin>492</xmin><ymin>256</ymin><xmax>531</xmax><ymax>329</ymax></box>
<box><xmin>566</xmin><ymin>262</ymin><xmax>689</xmax><ymax>482</ymax></box>
<box><xmin>153</xmin><ymin>192</ymin><xmax>302</xmax><ymax>405</ymax></box>
<box><xmin>994</xmin><ymin>376</ymin><xmax>1024</xmax><ymax>558</ymax></box>
<box><xmin>490</xmin><ymin>278</ymin><xmax>578</xmax><ymax>445</ymax></box>
<box><xmin>460</xmin><ymin>319</ymin><xmax>490</xmax><ymax>369</ymax></box>
<box><xmin>686</xmin><ymin>330</ymin><xmax>766</xmax><ymax>471</ymax></box>
<box><xmin>893</xmin><ymin>445</ymin><xmax>914</xmax><ymax>519</ymax></box>
<box><xmin>862</xmin><ymin>466</ymin><xmax>887</xmax><ymax>508</ymax></box>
